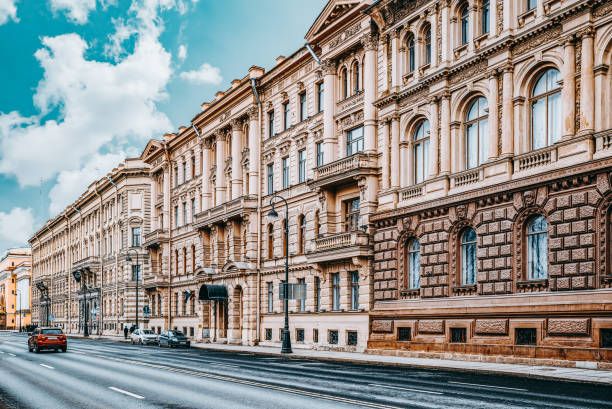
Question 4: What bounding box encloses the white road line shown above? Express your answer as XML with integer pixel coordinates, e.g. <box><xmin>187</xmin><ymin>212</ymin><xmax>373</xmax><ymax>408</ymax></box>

<box><xmin>8</xmin><ymin>353</ymin><xmax>16</xmax><ymax>357</ymax></box>
<box><xmin>0</xmin><ymin>351</ymin><xmax>4</xmax><ymax>354</ymax></box>
<box><xmin>39</xmin><ymin>364</ymin><xmax>54</xmax><ymax>369</ymax></box>
<box><xmin>448</xmin><ymin>381</ymin><xmax>528</xmax><ymax>391</ymax></box>
<box><xmin>369</xmin><ymin>384</ymin><xmax>443</xmax><ymax>395</ymax></box>
<box><xmin>108</xmin><ymin>387</ymin><xmax>145</xmax><ymax>400</ymax></box>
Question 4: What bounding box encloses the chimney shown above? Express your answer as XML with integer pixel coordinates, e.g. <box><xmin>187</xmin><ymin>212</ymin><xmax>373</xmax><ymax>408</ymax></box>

<box><xmin>275</xmin><ymin>56</ymin><xmax>286</xmax><ymax>65</ymax></box>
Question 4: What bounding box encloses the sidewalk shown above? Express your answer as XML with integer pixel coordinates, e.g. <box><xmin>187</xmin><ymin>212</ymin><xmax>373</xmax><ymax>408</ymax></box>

<box><xmin>66</xmin><ymin>333</ymin><xmax>612</xmax><ymax>385</ymax></box>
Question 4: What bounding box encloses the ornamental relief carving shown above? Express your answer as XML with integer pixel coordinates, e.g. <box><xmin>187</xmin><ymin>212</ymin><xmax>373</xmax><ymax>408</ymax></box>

<box><xmin>512</xmin><ymin>25</ymin><xmax>562</xmax><ymax>56</ymax></box>
<box><xmin>399</xmin><ymin>87</ymin><xmax>430</xmax><ymax>108</ymax></box>
<box><xmin>594</xmin><ymin>1</ymin><xmax>612</xmax><ymax>18</ymax></box>
<box><xmin>339</xmin><ymin>111</ymin><xmax>364</xmax><ymax>130</ymax></box>
<box><xmin>328</xmin><ymin>23</ymin><xmax>362</xmax><ymax>50</ymax></box>
<box><xmin>449</xmin><ymin>61</ymin><xmax>488</xmax><ymax>86</ymax></box>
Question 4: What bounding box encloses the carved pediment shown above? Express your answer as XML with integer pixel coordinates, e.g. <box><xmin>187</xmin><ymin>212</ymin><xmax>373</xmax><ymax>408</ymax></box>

<box><xmin>140</xmin><ymin>139</ymin><xmax>163</xmax><ymax>163</ymax></box>
<box><xmin>305</xmin><ymin>1</ymin><xmax>361</xmax><ymax>42</ymax></box>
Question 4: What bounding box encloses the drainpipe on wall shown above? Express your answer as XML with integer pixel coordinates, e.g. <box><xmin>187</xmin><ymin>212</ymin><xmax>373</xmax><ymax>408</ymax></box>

<box><xmin>163</xmin><ymin>143</ymin><xmax>173</xmax><ymax>331</ymax></box>
<box><xmin>304</xmin><ymin>43</ymin><xmax>321</xmax><ymax>64</ymax></box>
<box><xmin>251</xmin><ymin>77</ymin><xmax>262</xmax><ymax>344</ymax></box>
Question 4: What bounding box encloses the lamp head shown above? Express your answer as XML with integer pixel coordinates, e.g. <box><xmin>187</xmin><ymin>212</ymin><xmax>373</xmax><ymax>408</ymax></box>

<box><xmin>126</xmin><ymin>253</ymin><xmax>132</xmax><ymax>262</ymax></box>
<box><xmin>267</xmin><ymin>208</ymin><xmax>279</xmax><ymax>218</ymax></box>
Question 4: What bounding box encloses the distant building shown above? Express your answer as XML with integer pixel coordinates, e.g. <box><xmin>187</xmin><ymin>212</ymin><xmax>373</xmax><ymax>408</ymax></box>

<box><xmin>0</xmin><ymin>248</ymin><xmax>31</xmax><ymax>330</ymax></box>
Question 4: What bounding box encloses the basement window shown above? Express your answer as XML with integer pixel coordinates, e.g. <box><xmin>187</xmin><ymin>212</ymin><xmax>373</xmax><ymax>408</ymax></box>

<box><xmin>347</xmin><ymin>331</ymin><xmax>358</xmax><ymax>346</ymax></box>
<box><xmin>398</xmin><ymin>327</ymin><xmax>412</xmax><ymax>341</ymax></box>
<box><xmin>328</xmin><ymin>330</ymin><xmax>339</xmax><ymax>345</ymax></box>
<box><xmin>516</xmin><ymin>328</ymin><xmax>537</xmax><ymax>345</ymax></box>
<box><xmin>450</xmin><ymin>328</ymin><xmax>467</xmax><ymax>343</ymax></box>
<box><xmin>296</xmin><ymin>329</ymin><xmax>305</xmax><ymax>343</ymax></box>
<box><xmin>601</xmin><ymin>329</ymin><xmax>612</xmax><ymax>348</ymax></box>
<box><xmin>265</xmin><ymin>328</ymin><xmax>272</xmax><ymax>341</ymax></box>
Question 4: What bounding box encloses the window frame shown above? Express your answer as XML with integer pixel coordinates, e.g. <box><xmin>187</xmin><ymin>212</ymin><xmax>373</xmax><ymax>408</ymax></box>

<box><xmin>268</xmin><ymin>110</ymin><xmax>275</xmax><ymax>138</ymax></box>
<box><xmin>317</xmin><ymin>82</ymin><xmax>324</xmax><ymax>113</ymax></box>
<box><xmin>412</xmin><ymin>120</ymin><xmax>430</xmax><ymax>184</ymax></box>
<box><xmin>298</xmin><ymin>149</ymin><xmax>306</xmax><ymax>183</ymax></box>
<box><xmin>283</xmin><ymin>101</ymin><xmax>290</xmax><ymax>130</ymax></box>
<box><xmin>530</xmin><ymin>68</ymin><xmax>562</xmax><ymax>150</ymax></box>
<box><xmin>481</xmin><ymin>0</ymin><xmax>490</xmax><ymax>35</ymax></box>
<box><xmin>460</xmin><ymin>5</ymin><xmax>469</xmax><ymax>45</ymax></box>
<box><xmin>465</xmin><ymin>96</ymin><xmax>489</xmax><ymax>169</ymax></box>
<box><xmin>267</xmin><ymin>164</ymin><xmax>274</xmax><ymax>195</ymax></box>
<box><xmin>350</xmin><ymin>271</ymin><xmax>359</xmax><ymax>310</ymax></box>
<box><xmin>526</xmin><ymin>215</ymin><xmax>548</xmax><ymax>280</ymax></box>
<box><xmin>331</xmin><ymin>273</ymin><xmax>340</xmax><ymax>311</ymax></box>
<box><xmin>346</xmin><ymin>126</ymin><xmax>364</xmax><ymax>156</ymax></box>
<box><xmin>282</xmin><ymin>157</ymin><xmax>290</xmax><ymax>189</ymax></box>
<box><xmin>316</xmin><ymin>142</ymin><xmax>324</xmax><ymax>167</ymax></box>
<box><xmin>299</xmin><ymin>92</ymin><xmax>307</xmax><ymax>122</ymax></box>
<box><xmin>407</xmin><ymin>239</ymin><xmax>421</xmax><ymax>289</ymax></box>
<box><xmin>424</xmin><ymin>27</ymin><xmax>432</xmax><ymax>65</ymax></box>
<box><xmin>344</xmin><ymin>198</ymin><xmax>360</xmax><ymax>232</ymax></box>
<box><xmin>460</xmin><ymin>228</ymin><xmax>477</xmax><ymax>286</ymax></box>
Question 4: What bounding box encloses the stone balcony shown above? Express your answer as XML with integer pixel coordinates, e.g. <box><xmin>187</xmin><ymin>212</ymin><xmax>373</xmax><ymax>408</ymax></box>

<box><xmin>310</xmin><ymin>153</ymin><xmax>378</xmax><ymax>189</ymax></box>
<box><xmin>143</xmin><ymin>229</ymin><xmax>169</xmax><ymax>248</ymax></box>
<box><xmin>71</xmin><ymin>256</ymin><xmax>102</xmax><ymax>273</ymax></box>
<box><xmin>307</xmin><ymin>230</ymin><xmax>372</xmax><ymax>263</ymax></box>
<box><xmin>194</xmin><ymin>195</ymin><xmax>258</xmax><ymax>229</ymax></box>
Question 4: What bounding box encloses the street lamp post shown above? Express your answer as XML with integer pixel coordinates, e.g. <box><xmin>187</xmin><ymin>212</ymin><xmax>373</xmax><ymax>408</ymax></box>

<box><xmin>268</xmin><ymin>195</ymin><xmax>292</xmax><ymax>354</ymax></box>
<box><xmin>126</xmin><ymin>249</ymin><xmax>140</xmax><ymax>330</ymax></box>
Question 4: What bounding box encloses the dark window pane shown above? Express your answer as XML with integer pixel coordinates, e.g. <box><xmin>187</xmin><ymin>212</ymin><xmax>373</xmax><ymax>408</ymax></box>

<box><xmin>347</xmin><ymin>331</ymin><xmax>358</xmax><ymax>346</ymax></box>
<box><xmin>329</xmin><ymin>330</ymin><xmax>338</xmax><ymax>345</ymax></box>
<box><xmin>450</xmin><ymin>328</ymin><xmax>466</xmax><ymax>343</ymax></box>
<box><xmin>398</xmin><ymin>327</ymin><xmax>411</xmax><ymax>341</ymax></box>
<box><xmin>516</xmin><ymin>328</ymin><xmax>537</xmax><ymax>345</ymax></box>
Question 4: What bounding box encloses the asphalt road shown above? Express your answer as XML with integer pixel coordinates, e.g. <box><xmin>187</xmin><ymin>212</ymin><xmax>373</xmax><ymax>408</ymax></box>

<box><xmin>1</xmin><ymin>332</ymin><xmax>611</xmax><ymax>409</ymax></box>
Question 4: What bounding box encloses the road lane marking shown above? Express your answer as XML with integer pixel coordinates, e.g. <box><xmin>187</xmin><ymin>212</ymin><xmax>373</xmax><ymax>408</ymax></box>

<box><xmin>448</xmin><ymin>381</ymin><xmax>528</xmax><ymax>391</ymax></box>
<box><xmin>0</xmin><ymin>351</ymin><xmax>4</xmax><ymax>354</ymax></box>
<box><xmin>85</xmin><ymin>352</ymin><xmax>404</xmax><ymax>409</ymax></box>
<box><xmin>369</xmin><ymin>384</ymin><xmax>443</xmax><ymax>395</ymax></box>
<box><xmin>8</xmin><ymin>353</ymin><xmax>16</xmax><ymax>357</ymax></box>
<box><xmin>109</xmin><ymin>387</ymin><xmax>145</xmax><ymax>399</ymax></box>
<box><xmin>39</xmin><ymin>364</ymin><xmax>54</xmax><ymax>369</ymax></box>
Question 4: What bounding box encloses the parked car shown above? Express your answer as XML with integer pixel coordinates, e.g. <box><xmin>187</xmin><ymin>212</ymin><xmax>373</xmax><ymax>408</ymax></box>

<box><xmin>130</xmin><ymin>329</ymin><xmax>158</xmax><ymax>345</ymax></box>
<box><xmin>158</xmin><ymin>330</ymin><xmax>190</xmax><ymax>348</ymax></box>
<box><xmin>28</xmin><ymin>327</ymin><xmax>67</xmax><ymax>353</ymax></box>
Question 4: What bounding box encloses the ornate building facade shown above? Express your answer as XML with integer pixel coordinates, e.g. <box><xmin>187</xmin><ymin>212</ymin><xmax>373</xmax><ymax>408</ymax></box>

<box><xmin>29</xmin><ymin>159</ymin><xmax>151</xmax><ymax>335</ymax></box>
<box><xmin>0</xmin><ymin>248</ymin><xmax>31</xmax><ymax>330</ymax></box>
<box><xmin>29</xmin><ymin>0</ymin><xmax>612</xmax><ymax>361</ymax></box>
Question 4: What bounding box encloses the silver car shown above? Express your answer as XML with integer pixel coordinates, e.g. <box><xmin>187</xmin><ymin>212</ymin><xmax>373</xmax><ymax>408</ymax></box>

<box><xmin>130</xmin><ymin>329</ymin><xmax>158</xmax><ymax>345</ymax></box>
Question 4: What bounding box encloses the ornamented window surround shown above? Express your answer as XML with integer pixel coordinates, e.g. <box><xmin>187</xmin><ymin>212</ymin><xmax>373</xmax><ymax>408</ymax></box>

<box><xmin>514</xmin><ymin>206</ymin><xmax>549</xmax><ymax>291</ymax></box>
<box><xmin>449</xmin><ymin>219</ymin><xmax>478</xmax><ymax>295</ymax></box>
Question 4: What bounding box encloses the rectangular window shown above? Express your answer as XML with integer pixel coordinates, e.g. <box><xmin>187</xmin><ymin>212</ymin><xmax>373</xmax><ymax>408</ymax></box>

<box><xmin>516</xmin><ymin>328</ymin><xmax>537</xmax><ymax>345</ymax></box>
<box><xmin>267</xmin><ymin>164</ymin><xmax>274</xmax><ymax>194</ymax></box>
<box><xmin>174</xmin><ymin>206</ymin><xmax>179</xmax><ymax>228</ymax></box>
<box><xmin>346</xmin><ymin>126</ymin><xmax>364</xmax><ymax>156</ymax></box>
<box><xmin>332</xmin><ymin>273</ymin><xmax>340</xmax><ymax>311</ymax></box>
<box><xmin>344</xmin><ymin>198</ymin><xmax>360</xmax><ymax>232</ymax></box>
<box><xmin>268</xmin><ymin>111</ymin><xmax>275</xmax><ymax>138</ymax></box>
<box><xmin>298</xmin><ymin>150</ymin><xmax>306</xmax><ymax>183</ymax></box>
<box><xmin>282</xmin><ymin>157</ymin><xmax>289</xmax><ymax>189</ymax></box>
<box><xmin>296</xmin><ymin>329</ymin><xmax>305</xmax><ymax>342</ymax></box>
<box><xmin>328</xmin><ymin>330</ymin><xmax>338</xmax><ymax>345</ymax></box>
<box><xmin>265</xmin><ymin>328</ymin><xmax>272</xmax><ymax>340</ymax></box>
<box><xmin>182</xmin><ymin>202</ymin><xmax>187</xmax><ymax>226</ymax></box>
<box><xmin>482</xmin><ymin>0</ymin><xmax>490</xmax><ymax>34</ymax></box>
<box><xmin>190</xmin><ymin>327</ymin><xmax>194</xmax><ymax>337</ymax></box>
<box><xmin>174</xmin><ymin>167</ymin><xmax>178</xmax><ymax>187</ymax></box>
<box><xmin>183</xmin><ymin>162</ymin><xmax>187</xmax><ymax>183</ymax></box>
<box><xmin>299</xmin><ymin>92</ymin><xmax>306</xmax><ymax>122</ymax></box>
<box><xmin>398</xmin><ymin>327</ymin><xmax>412</xmax><ymax>341</ymax></box>
<box><xmin>191</xmin><ymin>198</ymin><xmax>196</xmax><ymax>223</ymax></box>
<box><xmin>191</xmin><ymin>157</ymin><xmax>196</xmax><ymax>178</ymax></box>
<box><xmin>313</xmin><ymin>328</ymin><xmax>319</xmax><ymax>343</ymax></box>
<box><xmin>283</xmin><ymin>102</ymin><xmax>290</xmax><ymax>130</ymax></box>
<box><xmin>317</xmin><ymin>82</ymin><xmax>324</xmax><ymax>113</ymax></box>
<box><xmin>451</xmin><ymin>328</ymin><xmax>467</xmax><ymax>343</ymax></box>
<box><xmin>350</xmin><ymin>271</ymin><xmax>359</xmax><ymax>310</ymax></box>
<box><xmin>526</xmin><ymin>0</ymin><xmax>537</xmax><ymax>11</ymax></box>
<box><xmin>601</xmin><ymin>329</ymin><xmax>612</xmax><ymax>348</ymax></box>
<box><xmin>131</xmin><ymin>264</ymin><xmax>141</xmax><ymax>281</ymax></box>
<box><xmin>347</xmin><ymin>331</ymin><xmax>358</xmax><ymax>346</ymax></box>
<box><xmin>316</xmin><ymin>143</ymin><xmax>325</xmax><ymax>168</ymax></box>
<box><xmin>267</xmin><ymin>282</ymin><xmax>274</xmax><ymax>313</ymax></box>
<box><xmin>132</xmin><ymin>227</ymin><xmax>141</xmax><ymax>247</ymax></box>
<box><xmin>298</xmin><ymin>278</ymin><xmax>306</xmax><ymax>312</ymax></box>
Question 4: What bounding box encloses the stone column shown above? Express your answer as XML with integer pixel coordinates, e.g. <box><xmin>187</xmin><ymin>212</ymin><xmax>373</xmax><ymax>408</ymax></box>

<box><xmin>201</xmin><ymin>139</ymin><xmax>212</xmax><ymax>211</ymax></box>
<box><xmin>561</xmin><ymin>37</ymin><xmax>575</xmax><ymax>138</ymax></box>
<box><xmin>322</xmin><ymin>59</ymin><xmax>337</xmax><ymax>164</ymax></box>
<box><xmin>501</xmin><ymin>66</ymin><xmax>514</xmax><ymax>156</ymax></box>
<box><xmin>380</xmin><ymin>121</ymin><xmax>390</xmax><ymax>190</ymax></box>
<box><xmin>440</xmin><ymin>93</ymin><xmax>451</xmax><ymax>174</ymax></box>
<box><xmin>391</xmin><ymin>114</ymin><xmax>400</xmax><ymax>188</ymax></box>
<box><xmin>362</xmin><ymin>32</ymin><xmax>378</xmax><ymax>154</ymax></box>
<box><xmin>502</xmin><ymin>0</ymin><xmax>516</xmax><ymax>33</ymax></box>
<box><xmin>215</xmin><ymin>133</ymin><xmax>227</xmax><ymax>206</ymax></box>
<box><xmin>468</xmin><ymin>5</ymin><xmax>477</xmax><ymax>52</ymax></box>
<box><xmin>230</xmin><ymin>118</ymin><xmax>243</xmax><ymax>200</ymax></box>
<box><xmin>440</xmin><ymin>1</ymin><xmax>450</xmax><ymax>63</ymax></box>
<box><xmin>488</xmin><ymin>71</ymin><xmax>499</xmax><ymax>160</ymax></box>
<box><xmin>490</xmin><ymin>0</ymin><xmax>498</xmax><ymax>36</ymax></box>
<box><xmin>247</xmin><ymin>106</ymin><xmax>260</xmax><ymax>196</ymax></box>
<box><xmin>401</xmin><ymin>141</ymin><xmax>411</xmax><ymax>186</ymax></box>
<box><xmin>429</xmin><ymin>98</ymin><xmax>439</xmax><ymax>178</ymax></box>
<box><xmin>580</xmin><ymin>28</ymin><xmax>594</xmax><ymax>133</ymax></box>
<box><xmin>390</xmin><ymin>29</ymin><xmax>401</xmax><ymax>90</ymax></box>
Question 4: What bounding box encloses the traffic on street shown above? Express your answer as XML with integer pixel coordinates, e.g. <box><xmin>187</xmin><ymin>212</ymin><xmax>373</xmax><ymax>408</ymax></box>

<box><xmin>1</xmin><ymin>332</ymin><xmax>611</xmax><ymax>409</ymax></box>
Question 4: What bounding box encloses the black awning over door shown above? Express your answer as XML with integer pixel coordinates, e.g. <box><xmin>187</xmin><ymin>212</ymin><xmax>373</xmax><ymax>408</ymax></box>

<box><xmin>198</xmin><ymin>284</ymin><xmax>228</xmax><ymax>301</ymax></box>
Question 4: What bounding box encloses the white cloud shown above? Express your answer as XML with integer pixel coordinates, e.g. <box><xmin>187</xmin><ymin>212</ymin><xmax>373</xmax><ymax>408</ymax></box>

<box><xmin>0</xmin><ymin>1</ymin><xmax>174</xmax><ymax>188</ymax></box>
<box><xmin>50</xmin><ymin>0</ymin><xmax>97</xmax><ymax>24</ymax></box>
<box><xmin>0</xmin><ymin>207</ymin><xmax>34</xmax><ymax>250</ymax></box>
<box><xmin>178</xmin><ymin>44</ymin><xmax>187</xmax><ymax>61</ymax></box>
<box><xmin>0</xmin><ymin>0</ymin><xmax>18</xmax><ymax>25</ymax></box>
<box><xmin>179</xmin><ymin>62</ymin><xmax>222</xmax><ymax>85</ymax></box>
<box><xmin>48</xmin><ymin>151</ymin><xmax>126</xmax><ymax>214</ymax></box>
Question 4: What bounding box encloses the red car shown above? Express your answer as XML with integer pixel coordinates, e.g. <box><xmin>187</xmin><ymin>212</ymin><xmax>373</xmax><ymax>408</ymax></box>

<box><xmin>28</xmin><ymin>327</ymin><xmax>67</xmax><ymax>353</ymax></box>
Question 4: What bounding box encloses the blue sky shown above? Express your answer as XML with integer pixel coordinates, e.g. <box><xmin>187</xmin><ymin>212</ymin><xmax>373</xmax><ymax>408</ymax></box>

<box><xmin>0</xmin><ymin>0</ymin><xmax>326</xmax><ymax>251</ymax></box>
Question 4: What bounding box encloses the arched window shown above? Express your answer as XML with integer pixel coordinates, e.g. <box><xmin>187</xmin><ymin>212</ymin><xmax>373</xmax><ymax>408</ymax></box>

<box><xmin>481</xmin><ymin>0</ymin><xmax>490</xmax><ymax>34</ymax></box>
<box><xmin>465</xmin><ymin>96</ymin><xmax>489</xmax><ymax>169</ymax></box>
<box><xmin>267</xmin><ymin>224</ymin><xmax>274</xmax><ymax>259</ymax></box>
<box><xmin>531</xmin><ymin>68</ymin><xmax>561</xmax><ymax>150</ymax></box>
<box><xmin>527</xmin><ymin>216</ymin><xmax>547</xmax><ymax>280</ymax></box>
<box><xmin>298</xmin><ymin>215</ymin><xmax>306</xmax><ymax>254</ymax></box>
<box><xmin>407</xmin><ymin>35</ymin><xmax>415</xmax><ymax>73</ymax></box>
<box><xmin>460</xmin><ymin>6</ymin><xmax>469</xmax><ymax>45</ymax></box>
<box><xmin>424</xmin><ymin>27</ymin><xmax>431</xmax><ymax>65</ymax></box>
<box><xmin>408</xmin><ymin>239</ymin><xmax>421</xmax><ymax>289</ymax></box>
<box><xmin>460</xmin><ymin>228</ymin><xmax>477</xmax><ymax>285</ymax></box>
<box><xmin>341</xmin><ymin>67</ymin><xmax>348</xmax><ymax>99</ymax></box>
<box><xmin>413</xmin><ymin>120</ymin><xmax>430</xmax><ymax>184</ymax></box>
<box><xmin>353</xmin><ymin>61</ymin><xmax>360</xmax><ymax>92</ymax></box>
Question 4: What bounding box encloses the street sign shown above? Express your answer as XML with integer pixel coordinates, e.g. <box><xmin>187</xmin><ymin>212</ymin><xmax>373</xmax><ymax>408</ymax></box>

<box><xmin>48</xmin><ymin>314</ymin><xmax>56</xmax><ymax>321</ymax></box>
